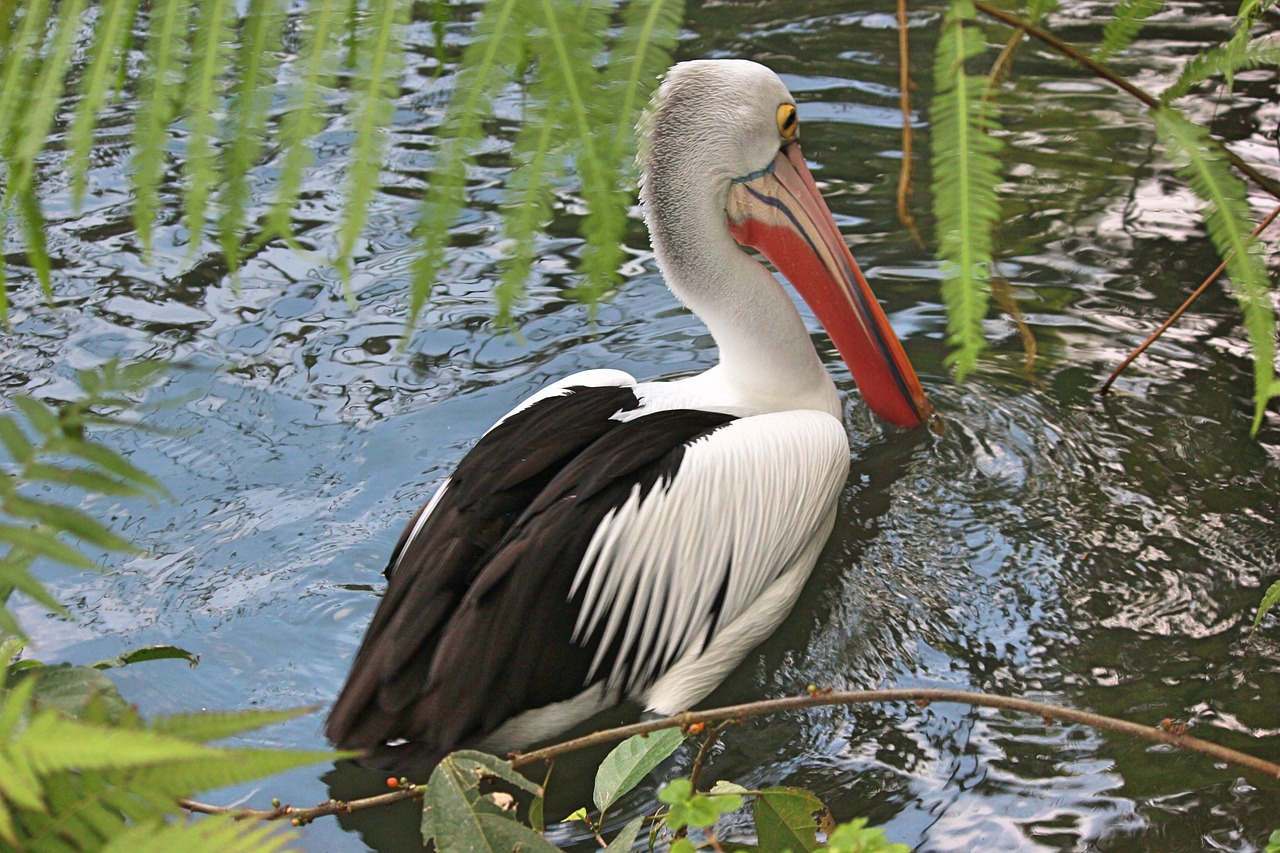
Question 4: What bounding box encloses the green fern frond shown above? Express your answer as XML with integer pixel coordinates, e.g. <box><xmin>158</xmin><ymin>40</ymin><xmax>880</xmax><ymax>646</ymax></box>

<box><xmin>539</xmin><ymin>0</ymin><xmax>623</xmax><ymax>303</ymax></box>
<box><xmin>67</xmin><ymin>0</ymin><xmax>141</xmax><ymax>209</ymax></box>
<box><xmin>182</xmin><ymin>0</ymin><xmax>236</xmax><ymax>259</ymax></box>
<box><xmin>1097</xmin><ymin>0</ymin><xmax>1166</xmax><ymax>60</ymax></box>
<box><xmin>1025</xmin><ymin>0</ymin><xmax>1058</xmax><ymax>22</ymax></box>
<box><xmin>150</xmin><ymin>706</ymin><xmax>315</xmax><ymax>743</ymax></box>
<box><xmin>9</xmin><ymin>0</ymin><xmax>87</xmax><ymax>195</ymax></box>
<box><xmin>0</xmin><ymin>695</ymin><xmax>336</xmax><ymax>852</ymax></box>
<box><xmin>1153</xmin><ymin>107</ymin><xmax>1277</xmax><ymax>433</ymax></box>
<box><xmin>98</xmin><ymin>814</ymin><xmax>300</xmax><ymax>853</ymax></box>
<box><xmin>14</xmin><ymin>182</ymin><xmax>52</xmax><ymax>300</ymax></box>
<box><xmin>264</xmin><ymin>0</ymin><xmax>341</xmax><ymax>245</ymax></box>
<box><xmin>217</xmin><ymin>0</ymin><xmax>286</xmax><ymax>274</ymax></box>
<box><xmin>131</xmin><ymin>0</ymin><xmax>191</xmax><ymax>257</ymax></box>
<box><xmin>0</xmin><ymin>0</ymin><xmax>52</xmax><ymax>162</ymax></box>
<box><xmin>1161</xmin><ymin>35</ymin><xmax>1280</xmax><ymax>102</ymax></box>
<box><xmin>931</xmin><ymin>0</ymin><xmax>1004</xmax><ymax>380</ymax></box>
<box><xmin>498</xmin><ymin>98</ymin><xmax>568</xmax><ymax>322</ymax></box>
<box><xmin>335</xmin><ymin>0</ymin><xmax>410</xmax><ymax>302</ymax></box>
<box><xmin>2</xmin><ymin>362</ymin><xmax>168</xmax><ymax>632</ymax></box>
<box><xmin>409</xmin><ymin>0</ymin><xmax>530</xmax><ymax>330</ymax></box>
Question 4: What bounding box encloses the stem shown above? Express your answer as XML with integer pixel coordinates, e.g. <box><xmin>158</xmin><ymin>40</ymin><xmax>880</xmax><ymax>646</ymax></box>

<box><xmin>970</xmin><ymin>0</ymin><xmax>1280</xmax><ymax>201</ymax></box>
<box><xmin>1099</xmin><ymin>202</ymin><xmax>1280</xmax><ymax>396</ymax></box>
<box><xmin>511</xmin><ymin>688</ymin><xmax>1280</xmax><ymax>780</ymax></box>
<box><xmin>178</xmin><ymin>786</ymin><xmax>422</xmax><ymax>824</ymax></box>
<box><xmin>895</xmin><ymin>0</ymin><xmax>924</xmax><ymax>246</ymax></box>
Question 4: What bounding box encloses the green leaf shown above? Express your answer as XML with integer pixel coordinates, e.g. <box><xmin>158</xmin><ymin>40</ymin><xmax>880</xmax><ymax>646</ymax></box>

<box><xmin>150</xmin><ymin>705</ymin><xmax>317</xmax><ymax>743</ymax></box>
<box><xmin>265</xmin><ymin>0</ymin><xmax>340</xmax><ymax>244</ymax></box>
<box><xmin>1161</xmin><ymin>35</ymin><xmax>1280</xmax><ymax>102</ymax></box>
<box><xmin>753</xmin><ymin>787</ymin><xmax>828</xmax><ymax>853</ymax></box>
<box><xmin>98</xmin><ymin>814</ymin><xmax>302</xmax><ymax>853</ymax></box>
<box><xmin>1097</xmin><ymin>0</ymin><xmax>1166</xmax><ymax>60</ymax></box>
<box><xmin>670</xmin><ymin>839</ymin><xmax>697</xmax><ymax>853</ymax></box>
<box><xmin>1252</xmin><ymin>579</ymin><xmax>1280</xmax><ymax>639</ymax></box>
<box><xmin>594</xmin><ymin>728</ymin><xmax>685</xmax><ymax>815</ymax></box>
<box><xmin>709</xmin><ymin>781</ymin><xmax>751</xmax><ymax>796</ymax></box>
<box><xmin>24</xmin><ymin>463</ymin><xmax>144</xmax><ymax>497</ymax></box>
<box><xmin>0</xmin><ymin>416</ymin><xmax>34</xmax><ymax>463</ymax></box>
<box><xmin>0</xmin><ymin>524</ymin><xmax>97</xmax><ymax>569</ymax></box>
<box><xmin>603</xmin><ymin>816</ymin><xmax>645</xmax><ymax>851</ymax></box>
<box><xmin>131</xmin><ymin>0</ymin><xmax>191</xmax><ymax>256</ymax></box>
<box><xmin>410</xmin><ymin>0</ymin><xmax>530</xmax><ymax>331</ymax></box>
<box><xmin>4</xmin><ymin>496</ymin><xmax>137</xmax><ymax>553</ymax></box>
<box><xmin>46</xmin><ymin>437</ymin><xmax>167</xmax><ymax>496</ymax></box>
<box><xmin>931</xmin><ymin>0</ymin><xmax>1003</xmax><ymax>380</ymax></box>
<box><xmin>181</xmin><ymin>0</ymin><xmax>235</xmax><ymax>257</ymax></box>
<box><xmin>9</xmin><ymin>664</ymin><xmax>130</xmax><ymax>722</ymax></box>
<box><xmin>12</xmin><ymin>397</ymin><xmax>59</xmax><ymax>437</ymax></box>
<box><xmin>1152</xmin><ymin>107</ymin><xmax>1276</xmax><ymax>433</ymax></box>
<box><xmin>825</xmin><ymin>817</ymin><xmax>910</xmax><ymax>853</ymax></box>
<box><xmin>91</xmin><ymin>646</ymin><xmax>199</xmax><ymax>671</ymax></box>
<box><xmin>217</xmin><ymin>0</ymin><xmax>286</xmax><ymax>274</ymax></box>
<box><xmin>0</xmin><ymin>0</ymin><xmax>52</xmax><ymax>163</ymax></box>
<box><xmin>66</xmin><ymin>0</ymin><xmax>141</xmax><ymax>208</ymax></box>
<box><xmin>335</xmin><ymin>0</ymin><xmax>409</xmax><ymax>301</ymax></box>
<box><xmin>421</xmin><ymin>751</ymin><xmax>556</xmax><ymax>852</ymax></box>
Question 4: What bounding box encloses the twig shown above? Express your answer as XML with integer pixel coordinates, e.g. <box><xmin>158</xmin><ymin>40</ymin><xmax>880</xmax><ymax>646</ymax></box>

<box><xmin>180</xmin><ymin>687</ymin><xmax>1280</xmax><ymax>828</ymax></box>
<box><xmin>895</xmin><ymin>0</ymin><xmax>924</xmax><ymax>247</ymax></box>
<box><xmin>1099</xmin><ymin>202</ymin><xmax>1280</xmax><ymax>396</ymax></box>
<box><xmin>687</xmin><ymin>720</ymin><xmax>737</xmax><ymax>794</ymax></box>
<box><xmin>511</xmin><ymin>688</ymin><xmax>1280</xmax><ymax>780</ymax></box>
<box><xmin>970</xmin><ymin>0</ymin><xmax>1280</xmax><ymax>201</ymax></box>
<box><xmin>178</xmin><ymin>785</ymin><xmax>423</xmax><ymax>825</ymax></box>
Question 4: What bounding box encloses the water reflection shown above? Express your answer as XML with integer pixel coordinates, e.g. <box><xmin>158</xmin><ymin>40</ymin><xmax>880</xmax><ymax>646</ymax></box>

<box><xmin>3</xmin><ymin>0</ymin><xmax>1279</xmax><ymax>851</ymax></box>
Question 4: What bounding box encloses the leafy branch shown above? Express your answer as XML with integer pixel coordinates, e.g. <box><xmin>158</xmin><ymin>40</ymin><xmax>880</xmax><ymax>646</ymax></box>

<box><xmin>0</xmin><ymin>361</ymin><xmax>170</xmax><ymax>636</ymax></box>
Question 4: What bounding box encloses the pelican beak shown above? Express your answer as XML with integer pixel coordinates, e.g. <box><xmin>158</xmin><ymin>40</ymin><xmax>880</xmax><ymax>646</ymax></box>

<box><xmin>727</xmin><ymin>144</ymin><xmax>932</xmax><ymax>429</ymax></box>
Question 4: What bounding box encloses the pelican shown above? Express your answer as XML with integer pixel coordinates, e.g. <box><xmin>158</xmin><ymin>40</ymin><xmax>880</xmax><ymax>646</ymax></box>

<box><xmin>327</xmin><ymin>59</ymin><xmax>931</xmax><ymax>771</ymax></box>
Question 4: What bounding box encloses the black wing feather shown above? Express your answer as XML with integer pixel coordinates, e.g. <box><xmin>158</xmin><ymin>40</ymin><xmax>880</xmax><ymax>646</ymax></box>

<box><xmin>326</xmin><ymin>385</ymin><xmax>736</xmax><ymax>771</ymax></box>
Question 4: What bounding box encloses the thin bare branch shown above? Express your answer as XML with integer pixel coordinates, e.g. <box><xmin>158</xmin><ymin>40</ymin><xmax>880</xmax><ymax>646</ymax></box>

<box><xmin>970</xmin><ymin>0</ymin><xmax>1280</xmax><ymax>200</ymax></box>
<box><xmin>178</xmin><ymin>785</ymin><xmax>422</xmax><ymax>824</ymax></box>
<box><xmin>1100</xmin><ymin>202</ymin><xmax>1280</xmax><ymax>395</ymax></box>
<box><xmin>895</xmin><ymin>0</ymin><xmax>924</xmax><ymax>247</ymax></box>
<box><xmin>511</xmin><ymin>688</ymin><xmax>1280</xmax><ymax>780</ymax></box>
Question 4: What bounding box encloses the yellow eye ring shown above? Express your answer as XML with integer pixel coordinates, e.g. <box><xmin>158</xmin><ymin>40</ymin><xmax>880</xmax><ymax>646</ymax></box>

<box><xmin>776</xmin><ymin>104</ymin><xmax>798</xmax><ymax>141</ymax></box>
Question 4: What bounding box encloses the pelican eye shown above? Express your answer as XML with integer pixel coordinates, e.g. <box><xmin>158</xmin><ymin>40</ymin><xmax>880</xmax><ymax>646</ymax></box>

<box><xmin>776</xmin><ymin>104</ymin><xmax>798</xmax><ymax>141</ymax></box>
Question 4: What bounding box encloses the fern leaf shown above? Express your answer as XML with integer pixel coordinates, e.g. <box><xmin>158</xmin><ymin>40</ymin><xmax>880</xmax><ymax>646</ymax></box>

<box><xmin>217</xmin><ymin>0</ymin><xmax>286</xmax><ymax>274</ymax></box>
<box><xmin>264</xmin><ymin>0</ymin><xmax>340</xmax><ymax>244</ymax></box>
<box><xmin>1153</xmin><ymin>107</ymin><xmax>1277</xmax><ymax>433</ymax></box>
<box><xmin>4</xmin><ymin>496</ymin><xmax>136</xmax><ymax>554</ymax></box>
<box><xmin>123</xmin><ymin>746</ymin><xmax>349</xmax><ymax>798</ymax></box>
<box><xmin>1161</xmin><ymin>35</ymin><xmax>1280</xmax><ymax>102</ymax></box>
<box><xmin>98</xmin><ymin>814</ymin><xmax>301</xmax><ymax>853</ymax></box>
<box><xmin>1026</xmin><ymin>0</ymin><xmax>1058</xmax><ymax>22</ymax></box>
<box><xmin>496</xmin><ymin>0</ymin><xmax>610</xmax><ymax>318</ymax></box>
<box><xmin>181</xmin><ymin>0</ymin><xmax>236</xmax><ymax>259</ymax></box>
<box><xmin>0</xmin><ymin>525</ymin><xmax>98</xmax><ymax>570</ymax></box>
<box><xmin>150</xmin><ymin>706</ymin><xmax>316</xmax><ymax>743</ymax></box>
<box><xmin>0</xmin><ymin>0</ymin><xmax>52</xmax><ymax>162</ymax></box>
<box><xmin>604</xmin><ymin>0</ymin><xmax>684</xmax><ymax>163</ymax></box>
<box><xmin>1254</xmin><ymin>578</ymin><xmax>1280</xmax><ymax>639</ymax></box>
<box><xmin>931</xmin><ymin>0</ymin><xmax>1003</xmax><ymax>380</ymax></box>
<box><xmin>0</xmin><ymin>551</ymin><xmax>66</xmax><ymax>616</ymax></box>
<box><xmin>9</xmin><ymin>0</ymin><xmax>88</xmax><ymax>197</ymax></box>
<box><xmin>1097</xmin><ymin>0</ymin><xmax>1166</xmax><ymax>60</ymax></box>
<box><xmin>334</xmin><ymin>0</ymin><xmax>410</xmax><ymax>302</ymax></box>
<box><xmin>496</xmin><ymin>100</ymin><xmax>565</xmax><ymax>322</ymax></box>
<box><xmin>14</xmin><ymin>182</ymin><xmax>53</xmax><ymax>300</ymax></box>
<box><xmin>409</xmin><ymin>0</ymin><xmax>530</xmax><ymax>330</ymax></box>
<box><xmin>131</xmin><ymin>0</ymin><xmax>191</xmax><ymax>257</ymax></box>
<box><xmin>67</xmin><ymin>0</ymin><xmax>141</xmax><ymax>209</ymax></box>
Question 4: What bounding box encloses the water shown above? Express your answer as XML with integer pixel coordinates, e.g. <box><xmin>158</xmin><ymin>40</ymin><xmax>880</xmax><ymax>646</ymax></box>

<box><xmin>3</xmin><ymin>1</ymin><xmax>1279</xmax><ymax>850</ymax></box>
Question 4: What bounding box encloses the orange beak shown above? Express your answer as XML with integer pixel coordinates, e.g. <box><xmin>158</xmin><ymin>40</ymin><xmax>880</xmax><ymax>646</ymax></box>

<box><xmin>726</xmin><ymin>144</ymin><xmax>931</xmax><ymax>429</ymax></box>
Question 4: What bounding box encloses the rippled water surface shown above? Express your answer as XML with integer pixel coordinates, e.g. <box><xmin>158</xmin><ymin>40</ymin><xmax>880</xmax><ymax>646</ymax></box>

<box><xmin>3</xmin><ymin>1</ymin><xmax>1280</xmax><ymax>850</ymax></box>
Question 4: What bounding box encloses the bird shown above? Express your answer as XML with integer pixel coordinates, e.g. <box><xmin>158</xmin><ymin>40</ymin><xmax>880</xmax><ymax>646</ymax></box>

<box><xmin>326</xmin><ymin>58</ymin><xmax>932</xmax><ymax>772</ymax></box>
